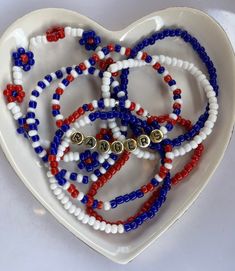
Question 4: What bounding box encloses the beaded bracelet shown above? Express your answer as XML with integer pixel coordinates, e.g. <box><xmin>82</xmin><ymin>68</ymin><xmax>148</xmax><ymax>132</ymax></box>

<box><xmin>85</xmin><ymin>117</ymin><xmax>204</xmax><ymax>228</ymax></box>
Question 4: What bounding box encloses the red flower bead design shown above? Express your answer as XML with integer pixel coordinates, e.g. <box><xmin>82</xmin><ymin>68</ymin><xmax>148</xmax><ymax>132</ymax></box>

<box><xmin>3</xmin><ymin>84</ymin><xmax>25</xmax><ymax>103</ymax></box>
<box><xmin>46</xmin><ymin>26</ymin><xmax>65</xmax><ymax>42</ymax></box>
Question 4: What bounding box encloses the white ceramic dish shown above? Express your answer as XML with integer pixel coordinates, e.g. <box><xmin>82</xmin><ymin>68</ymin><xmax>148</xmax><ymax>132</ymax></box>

<box><xmin>0</xmin><ymin>7</ymin><xmax>234</xmax><ymax>264</ymax></box>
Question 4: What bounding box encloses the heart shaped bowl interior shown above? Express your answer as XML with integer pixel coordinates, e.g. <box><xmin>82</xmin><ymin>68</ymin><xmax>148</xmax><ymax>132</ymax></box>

<box><xmin>0</xmin><ymin>7</ymin><xmax>234</xmax><ymax>264</ymax></box>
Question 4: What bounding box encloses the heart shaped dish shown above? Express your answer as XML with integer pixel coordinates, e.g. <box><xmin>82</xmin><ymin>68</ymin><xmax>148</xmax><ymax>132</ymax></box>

<box><xmin>0</xmin><ymin>7</ymin><xmax>234</xmax><ymax>264</ymax></box>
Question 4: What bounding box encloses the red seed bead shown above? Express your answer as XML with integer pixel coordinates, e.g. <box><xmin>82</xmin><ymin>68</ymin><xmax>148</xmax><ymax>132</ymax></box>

<box><xmin>181</xmin><ymin>169</ymin><xmax>189</xmax><ymax>178</ymax></box>
<box><xmin>20</xmin><ymin>54</ymin><xmax>29</xmax><ymax>64</ymax></box>
<box><xmin>164</xmin><ymin>145</ymin><xmax>172</xmax><ymax>152</ymax></box>
<box><xmin>71</xmin><ymin>190</ymin><xmax>79</xmax><ymax>198</ymax></box>
<box><xmin>141</xmin><ymin>52</ymin><xmax>148</xmax><ymax>60</ymax></box>
<box><xmin>88</xmin><ymin>103</ymin><xmax>94</xmax><ymax>111</ymax></box>
<box><xmin>107</xmin><ymin>44</ymin><xmax>115</xmax><ymax>52</ymax></box>
<box><xmin>185</xmin><ymin>163</ymin><xmax>193</xmax><ymax>172</ymax></box>
<box><xmin>79</xmin><ymin>63</ymin><xmax>86</xmax><ymax>71</ymax></box>
<box><xmin>66</xmin><ymin>75</ymin><xmax>74</xmax><ymax>82</ymax></box>
<box><xmin>50</xmin><ymin>161</ymin><xmax>58</xmax><ymax>168</ymax></box>
<box><xmin>91</xmin><ymin>53</ymin><xmax>99</xmax><ymax>62</ymax></box>
<box><xmin>136</xmin><ymin>108</ymin><xmax>144</xmax><ymax>115</ymax></box>
<box><xmin>97</xmin><ymin>202</ymin><xmax>103</xmax><ymax>209</ymax></box>
<box><xmin>173</xmin><ymin>89</ymin><xmax>182</xmax><ymax>95</ymax></box>
<box><xmin>146</xmin><ymin>183</ymin><xmax>154</xmax><ymax>192</ymax></box>
<box><xmin>141</xmin><ymin>185</ymin><xmax>148</xmax><ymax>194</ymax></box>
<box><xmin>129</xmin><ymin>102</ymin><xmax>136</xmax><ymax>111</ymax></box>
<box><xmin>125</xmin><ymin>48</ymin><xmax>131</xmax><ymax>56</ymax></box>
<box><xmin>48</xmin><ymin>155</ymin><xmax>56</xmax><ymax>162</ymax></box>
<box><xmin>52</xmin><ymin>104</ymin><xmax>60</xmax><ymax>110</ymax></box>
<box><xmin>56</xmin><ymin>120</ymin><xmax>63</xmax><ymax>128</ymax></box>
<box><xmin>56</xmin><ymin>87</ymin><xmax>64</xmax><ymax>95</ymax></box>
<box><xmin>77</xmin><ymin>107</ymin><xmax>85</xmax><ymax>115</ymax></box>
<box><xmin>153</xmin><ymin>62</ymin><xmax>161</xmax><ymax>70</ymax></box>
<box><xmin>51</xmin><ymin>168</ymin><xmax>59</xmax><ymax>176</ymax></box>
<box><xmin>164</xmin><ymin>75</ymin><xmax>172</xmax><ymax>82</ymax></box>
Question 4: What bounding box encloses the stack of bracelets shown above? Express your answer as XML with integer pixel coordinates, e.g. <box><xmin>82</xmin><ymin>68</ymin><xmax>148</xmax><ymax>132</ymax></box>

<box><xmin>3</xmin><ymin>25</ymin><xmax>218</xmax><ymax>234</ymax></box>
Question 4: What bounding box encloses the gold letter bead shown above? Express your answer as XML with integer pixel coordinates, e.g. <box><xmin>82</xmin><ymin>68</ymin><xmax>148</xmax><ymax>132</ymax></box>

<box><xmin>111</xmin><ymin>141</ymin><xmax>124</xmax><ymax>154</ymax></box>
<box><xmin>70</xmin><ymin>131</ymin><xmax>84</xmax><ymax>145</ymax></box>
<box><xmin>84</xmin><ymin>136</ymin><xmax>97</xmax><ymax>149</ymax></box>
<box><xmin>137</xmin><ymin>134</ymin><xmax>150</xmax><ymax>148</ymax></box>
<box><xmin>97</xmin><ymin>140</ymin><xmax>110</xmax><ymax>153</ymax></box>
<box><xmin>150</xmin><ymin>129</ymin><xmax>164</xmax><ymax>143</ymax></box>
<box><xmin>124</xmin><ymin>138</ymin><xmax>137</xmax><ymax>152</ymax></box>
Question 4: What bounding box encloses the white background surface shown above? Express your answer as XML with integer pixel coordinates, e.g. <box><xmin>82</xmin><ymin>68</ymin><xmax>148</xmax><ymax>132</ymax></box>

<box><xmin>0</xmin><ymin>1</ymin><xmax>235</xmax><ymax>270</ymax></box>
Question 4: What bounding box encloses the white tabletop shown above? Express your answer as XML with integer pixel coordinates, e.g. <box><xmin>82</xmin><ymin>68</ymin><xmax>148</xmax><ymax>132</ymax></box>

<box><xmin>0</xmin><ymin>1</ymin><xmax>235</xmax><ymax>270</ymax></box>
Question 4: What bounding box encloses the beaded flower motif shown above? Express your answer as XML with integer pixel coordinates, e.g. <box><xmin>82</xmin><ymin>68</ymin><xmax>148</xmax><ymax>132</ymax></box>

<box><xmin>79</xmin><ymin>30</ymin><xmax>101</xmax><ymax>51</ymax></box>
<box><xmin>12</xmin><ymin>48</ymin><xmax>35</xmax><ymax>71</ymax></box>
<box><xmin>77</xmin><ymin>150</ymin><xmax>100</xmax><ymax>172</ymax></box>
<box><xmin>46</xmin><ymin>26</ymin><xmax>65</xmax><ymax>42</ymax></box>
<box><xmin>3</xmin><ymin>84</ymin><xmax>25</xmax><ymax>103</ymax></box>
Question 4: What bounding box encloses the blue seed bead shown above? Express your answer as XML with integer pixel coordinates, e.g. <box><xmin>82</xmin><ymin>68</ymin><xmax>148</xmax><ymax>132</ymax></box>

<box><xmin>18</xmin><ymin>117</ymin><xmax>25</xmax><ymax>125</ymax></box>
<box><xmin>98</xmin><ymin>99</ymin><xmax>104</xmax><ymax>109</ymax></box>
<box><xmin>31</xmin><ymin>135</ymin><xmax>40</xmax><ymax>142</ymax></box>
<box><xmin>42</xmin><ymin>155</ymin><xmax>48</xmax><ymax>163</ymax></box>
<box><xmin>129</xmin><ymin>191</ymin><xmax>137</xmax><ymax>201</ymax></box>
<box><xmin>88</xmin><ymin>67</ymin><xmax>96</xmax><ymax>74</ymax></box>
<box><xmin>17</xmin><ymin>47</ymin><xmax>25</xmax><ymax>54</ymax></box>
<box><xmin>32</xmin><ymin>90</ymin><xmax>39</xmax><ymax>97</ymax></box>
<box><xmin>151</xmin><ymin>178</ymin><xmax>159</xmax><ymax>187</ymax></box>
<box><xmin>103</xmin><ymin>161</ymin><xmax>110</xmax><ymax>170</ymax></box>
<box><xmin>86</xmin><ymin>165</ymin><xmax>93</xmax><ymax>172</ymax></box>
<box><xmin>110</xmin><ymin>153</ymin><xmax>118</xmax><ymax>160</ymax></box>
<box><xmin>78</xmin><ymin>162</ymin><xmax>85</xmax><ymax>169</ymax></box>
<box><xmin>61</xmin><ymin>78</ymin><xmax>69</xmax><ymax>87</ymax></box>
<box><xmin>66</xmin><ymin>67</ymin><xmax>72</xmax><ymax>74</ymax></box>
<box><xmin>35</xmin><ymin>146</ymin><xmax>43</xmax><ymax>154</ymax></box>
<box><xmin>166</xmin><ymin>122</ymin><xmax>173</xmax><ymax>131</ymax></box>
<box><xmin>29</xmin><ymin>101</ymin><xmax>37</xmax><ymax>108</ymax></box>
<box><xmin>26</xmin><ymin>112</ymin><xmax>35</xmax><ymax>118</ymax></box>
<box><xmin>44</xmin><ymin>74</ymin><xmax>52</xmax><ymax>83</ymax></box>
<box><xmin>173</xmin><ymin>109</ymin><xmax>181</xmax><ymax>115</ymax></box>
<box><xmin>100</xmin><ymin>112</ymin><xmax>107</xmax><ymax>120</ymax></box>
<box><xmin>52</xmin><ymin>93</ymin><xmax>60</xmax><ymax>100</ymax></box>
<box><xmin>81</xmin><ymin>195</ymin><xmax>88</xmax><ymax>204</ymax></box>
<box><xmin>55</xmin><ymin>70</ymin><xmax>63</xmax><ymax>79</ymax></box>
<box><xmin>157</xmin><ymin>66</ymin><xmax>165</xmax><ymax>74</ymax></box>
<box><xmin>110</xmin><ymin>200</ymin><xmax>117</xmax><ymax>208</ymax></box>
<box><xmin>130</xmin><ymin>221</ymin><xmax>137</xmax><ymax>230</ymax></box>
<box><xmin>168</xmin><ymin>79</ymin><xmax>176</xmax><ymax>86</ymax></box>
<box><xmin>147</xmin><ymin>210</ymin><xmax>154</xmax><ymax>219</ymax></box>
<box><xmin>75</xmin><ymin>66</ymin><xmax>83</xmax><ymax>74</ymax></box>
<box><xmin>140</xmin><ymin>212</ymin><xmax>148</xmax><ymax>221</ymax></box>
<box><xmin>116</xmin><ymin>196</ymin><xmax>124</xmax><ymax>205</ymax></box>
<box><xmin>92</xmin><ymin>200</ymin><xmax>98</xmax><ymax>209</ymax></box>
<box><xmin>82</xmin><ymin>176</ymin><xmax>89</xmax><ymax>184</ymax></box>
<box><xmin>136</xmin><ymin>189</ymin><xmax>144</xmax><ymax>198</ymax></box>
<box><xmin>145</xmin><ymin>55</ymin><xmax>152</xmax><ymax>63</ymax></box>
<box><xmin>17</xmin><ymin>127</ymin><xmax>24</xmax><ymax>134</ymax></box>
<box><xmin>101</xmin><ymin>47</ymin><xmax>109</xmax><ymax>55</ymax></box>
<box><xmin>94</xmin><ymin>169</ymin><xmax>101</xmax><ymax>177</ymax></box>
<box><xmin>58</xmin><ymin>177</ymin><xmax>67</xmax><ymax>186</ymax></box>
<box><xmin>55</xmin><ymin>129</ymin><xmax>64</xmax><ymax>138</ymax></box>
<box><xmin>88</xmin><ymin>113</ymin><xmax>96</xmax><ymax>121</ymax></box>
<box><xmin>82</xmin><ymin>104</ymin><xmax>89</xmax><ymax>111</ymax></box>
<box><xmin>70</xmin><ymin>173</ymin><xmax>77</xmax><ymax>181</ymax></box>
<box><xmin>123</xmin><ymin>194</ymin><xmax>130</xmax><ymax>202</ymax></box>
<box><xmin>61</xmin><ymin>124</ymin><xmax>69</xmax><ymax>132</ymax></box>
<box><xmin>29</xmin><ymin>124</ymin><xmax>37</xmax><ymax>130</ymax></box>
<box><xmin>124</xmin><ymin>223</ymin><xmax>131</xmax><ymax>232</ymax></box>
<box><xmin>14</xmin><ymin>59</ymin><xmax>21</xmax><ymax>66</ymax></box>
<box><xmin>52</xmin><ymin>110</ymin><xmax>59</xmax><ymax>116</ymax></box>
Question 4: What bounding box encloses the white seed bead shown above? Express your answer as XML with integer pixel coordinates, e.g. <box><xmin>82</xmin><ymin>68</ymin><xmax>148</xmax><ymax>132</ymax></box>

<box><xmin>104</xmin><ymin>201</ymin><xmax>111</xmax><ymax>211</ymax></box>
